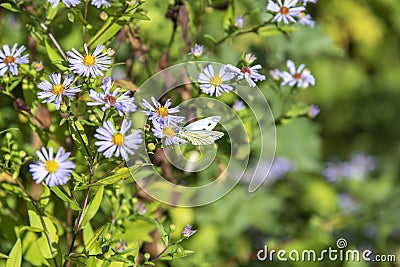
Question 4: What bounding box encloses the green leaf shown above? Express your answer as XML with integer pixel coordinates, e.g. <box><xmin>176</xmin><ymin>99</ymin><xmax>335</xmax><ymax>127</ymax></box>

<box><xmin>154</xmin><ymin>220</ymin><xmax>169</xmax><ymax>246</ymax></box>
<box><xmin>19</xmin><ymin>226</ymin><xmax>44</xmax><ymax>233</ymax></box>
<box><xmin>88</xmin><ymin>16</ymin><xmax>127</xmax><ymax>48</ymax></box>
<box><xmin>45</xmin><ymin>41</ymin><xmax>67</xmax><ymax>71</ymax></box>
<box><xmin>93</xmin><ymin>167</ymin><xmax>131</xmax><ymax>186</ymax></box>
<box><xmin>39</xmin><ymin>186</ymin><xmax>51</xmax><ymax>207</ymax></box>
<box><xmin>0</xmin><ymin>253</ymin><xmax>9</xmax><ymax>259</ymax></box>
<box><xmin>132</xmin><ymin>12</ymin><xmax>151</xmax><ymax>21</ymax></box>
<box><xmin>203</xmin><ymin>34</ymin><xmax>217</xmax><ymax>44</ymax></box>
<box><xmin>69</xmin><ymin>120</ymin><xmax>91</xmax><ymax>159</ymax></box>
<box><xmin>6</xmin><ymin>239</ymin><xmax>21</xmax><ymax>267</ymax></box>
<box><xmin>0</xmin><ymin>3</ymin><xmax>20</xmax><ymax>13</ymax></box>
<box><xmin>84</xmin><ymin>224</ymin><xmax>107</xmax><ymax>253</ymax></box>
<box><xmin>80</xmin><ymin>186</ymin><xmax>104</xmax><ymax>229</ymax></box>
<box><xmin>51</xmin><ymin>187</ymin><xmax>81</xmax><ymax>211</ymax></box>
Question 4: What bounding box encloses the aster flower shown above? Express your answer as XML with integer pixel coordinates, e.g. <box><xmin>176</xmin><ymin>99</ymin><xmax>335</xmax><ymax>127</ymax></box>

<box><xmin>33</xmin><ymin>61</ymin><xmax>44</xmax><ymax>72</ymax></box>
<box><xmin>47</xmin><ymin>0</ymin><xmax>81</xmax><ymax>8</ymax></box>
<box><xmin>269</xmin><ymin>68</ymin><xmax>281</xmax><ymax>80</ymax></box>
<box><xmin>91</xmin><ymin>0</ymin><xmax>110</xmax><ymax>8</ymax></box>
<box><xmin>234</xmin><ymin>15</ymin><xmax>245</xmax><ymax>28</ymax></box>
<box><xmin>233</xmin><ymin>100</ymin><xmax>245</xmax><ymax>112</ymax></box>
<box><xmin>29</xmin><ymin>147</ymin><xmax>75</xmax><ymax>187</ymax></box>
<box><xmin>308</xmin><ymin>104</ymin><xmax>320</xmax><ymax>118</ymax></box>
<box><xmin>227</xmin><ymin>64</ymin><xmax>266</xmax><ymax>87</ymax></box>
<box><xmin>297</xmin><ymin>12</ymin><xmax>315</xmax><ymax>28</ymax></box>
<box><xmin>244</xmin><ymin>53</ymin><xmax>257</xmax><ymax>65</ymax></box>
<box><xmin>182</xmin><ymin>225</ymin><xmax>197</xmax><ymax>238</ymax></box>
<box><xmin>94</xmin><ymin>119</ymin><xmax>142</xmax><ymax>161</ymax></box>
<box><xmin>115</xmin><ymin>239</ymin><xmax>127</xmax><ymax>252</ymax></box>
<box><xmin>142</xmin><ymin>97</ymin><xmax>184</xmax><ymax>126</ymax></box>
<box><xmin>198</xmin><ymin>65</ymin><xmax>235</xmax><ymax>97</ymax></box>
<box><xmin>152</xmin><ymin>120</ymin><xmax>186</xmax><ymax>146</ymax></box>
<box><xmin>37</xmin><ymin>73</ymin><xmax>81</xmax><ymax>109</ymax></box>
<box><xmin>87</xmin><ymin>77</ymin><xmax>136</xmax><ymax>116</ymax></box>
<box><xmin>280</xmin><ymin>60</ymin><xmax>315</xmax><ymax>88</ymax></box>
<box><xmin>189</xmin><ymin>44</ymin><xmax>204</xmax><ymax>58</ymax></box>
<box><xmin>0</xmin><ymin>43</ymin><xmax>29</xmax><ymax>76</ymax></box>
<box><xmin>67</xmin><ymin>44</ymin><xmax>111</xmax><ymax>78</ymax></box>
<box><xmin>266</xmin><ymin>0</ymin><xmax>305</xmax><ymax>24</ymax></box>
<box><xmin>299</xmin><ymin>0</ymin><xmax>317</xmax><ymax>5</ymax></box>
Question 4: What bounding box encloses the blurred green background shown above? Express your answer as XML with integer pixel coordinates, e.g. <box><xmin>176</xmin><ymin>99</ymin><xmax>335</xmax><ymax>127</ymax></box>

<box><xmin>1</xmin><ymin>0</ymin><xmax>400</xmax><ymax>266</ymax></box>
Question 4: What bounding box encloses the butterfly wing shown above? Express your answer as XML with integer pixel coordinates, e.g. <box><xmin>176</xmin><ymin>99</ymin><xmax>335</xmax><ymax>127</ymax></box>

<box><xmin>184</xmin><ymin>116</ymin><xmax>221</xmax><ymax>131</ymax></box>
<box><xmin>181</xmin><ymin>130</ymin><xmax>224</xmax><ymax>146</ymax></box>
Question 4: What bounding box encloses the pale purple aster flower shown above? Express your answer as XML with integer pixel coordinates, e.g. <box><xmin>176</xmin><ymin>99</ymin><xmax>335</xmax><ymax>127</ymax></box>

<box><xmin>91</xmin><ymin>0</ymin><xmax>110</xmax><ymax>8</ymax></box>
<box><xmin>29</xmin><ymin>147</ymin><xmax>75</xmax><ymax>187</ymax></box>
<box><xmin>269</xmin><ymin>68</ymin><xmax>281</xmax><ymax>80</ymax></box>
<box><xmin>198</xmin><ymin>65</ymin><xmax>235</xmax><ymax>97</ymax></box>
<box><xmin>308</xmin><ymin>104</ymin><xmax>320</xmax><ymax>118</ymax></box>
<box><xmin>244</xmin><ymin>53</ymin><xmax>257</xmax><ymax>65</ymax></box>
<box><xmin>152</xmin><ymin>121</ymin><xmax>186</xmax><ymax>146</ymax></box>
<box><xmin>227</xmin><ymin>64</ymin><xmax>266</xmax><ymax>87</ymax></box>
<box><xmin>33</xmin><ymin>61</ymin><xmax>44</xmax><ymax>72</ymax></box>
<box><xmin>136</xmin><ymin>203</ymin><xmax>147</xmax><ymax>215</ymax></box>
<box><xmin>87</xmin><ymin>77</ymin><xmax>136</xmax><ymax>116</ymax></box>
<box><xmin>37</xmin><ymin>73</ymin><xmax>81</xmax><ymax>110</ymax></box>
<box><xmin>234</xmin><ymin>15</ymin><xmax>245</xmax><ymax>28</ymax></box>
<box><xmin>297</xmin><ymin>12</ymin><xmax>316</xmax><ymax>28</ymax></box>
<box><xmin>280</xmin><ymin>60</ymin><xmax>315</xmax><ymax>88</ymax></box>
<box><xmin>338</xmin><ymin>193</ymin><xmax>358</xmax><ymax>214</ymax></box>
<box><xmin>182</xmin><ymin>225</ymin><xmax>197</xmax><ymax>238</ymax></box>
<box><xmin>0</xmin><ymin>43</ymin><xmax>29</xmax><ymax>76</ymax></box>
<box><xmin>142</xmin><ymin>97</ymin><xmax>184</xmax><ymax>126</ymax></box>
<box><xmin>241</xmin><ymin>157</ymin><xmax>296</xmax><ymax>186</ymax></box>
<box><xmin>323</xmin><ymin>153</ymin><xmax>376</xmax><ymax>182</ymax></box>
<box><xmin>189</xmin><ymin>43</ymin><xmax>204</xmax><ymax>58</ymax></box>
<box><xmin>67</xmin><ymin>44</ymin><xmax>111</xmax><ymax>78</ymax></box>
<box><xmin>299</xmin><ymin>0</ymin><xmax>317</xmax><ymax>5</ymax></box>
<box><xmin>94</xmin><ymin>119</ymin><xmax>142</xmax><ymax>160</ymax></box>
<box><xmin>115</xmin><ymin>239</ymin><xmax>127</xmax><ymax>252</ymax></box>
<box><xmin>266</xmin><ymin>0</ymin><xmax>305</xmax><ymax>24</ymax></box>
<box><xmin>47</xmin><ymin>0</ymin><xmax>81</xmax><ymax>8</ymax></box>
<box><xmin>233</xmin><ymin>100</ymin><xmax>245</xmax><ymax>111</ymax></box>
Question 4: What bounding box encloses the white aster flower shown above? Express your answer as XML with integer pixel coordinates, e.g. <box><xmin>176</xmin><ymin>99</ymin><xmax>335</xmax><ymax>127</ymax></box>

<box><xmin>29</xmin><ymin>147</ymin><xmax>75</xmax><ymax>187</ymax></box>
<box><xmin>297</xmin><ymin>12</ymin><xmax>315</xmax><ymax>28</ymax></box>
<box><xmin>266</xmin><ymin>0</ymin><xmax>305</xmax><ymax>24</ymax></box>
<box><xmin>198</xmin><ymin>65</ymin><xmax>235</xmax><ymax>97</ymax></box>
<box><xmin>37</xmin><ymin>73</ymin><xmax>81</xmax><ymax>109</ymax></box>
<box><xmin>47</xmin><ymin>0</ymin><xmax>81</xmax><ymax>8</ymax></box>
<box><xmin>91</xmin><ymin>0</ymin><xmax>110</xmax><ymax>8</ymax></box>
<box><xmin>269</xmin><ymin>68</ymin><xmax>281</xmax><ymax>80</ymax></box>
<box><xmin>88</xmin><ymin>77</ymin><xmax>136</xmax><ymax>116</ymax></box>
<box><xmin>0</xmin><ymin>43</ymin><xmax>29</xmax><ymax>76</ymax></box>
<box><xmin>244</xmin><ymin>53</ymin><xmax>257</xmax><ymax>65</ymax></box>
<box><xmin>227</xmin><ymin>64</ymin><xmax>266</xmax><ymax>87</ymax></box>
<box><xmin>142</xmin><ymin>97</ymin><xmax>184</xmax><ymax>126</ymax></box>
<box><xmin>280</xmin><ymin>60</ymin><xmax>315</xmax><ymax>88</ymax></box>
<box><xmin>94</xmin><ymin>119</ymin><xmax>142</xmax><ymax>160</ymax></box>
<box><xmin>67</xmin><ymin>44</ymin><xmax>111</xmax><ymax>78</ymax></box>
<box><xmin>152</xmin><ymin>120</ymin><xmax>186</xmax><ymax>146</ymax></box>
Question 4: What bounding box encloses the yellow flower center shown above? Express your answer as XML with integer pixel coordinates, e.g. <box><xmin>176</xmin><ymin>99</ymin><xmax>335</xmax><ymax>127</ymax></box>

<box><xmin>82</xmin><ymin>54</ymin><xmax>96</xmax><ymax>67</ymax></box>
<box><xmin>279</xmin><ymin>6</ymin><xmax>289</xmax><ymax>15</ymax></box>
<box><xmin>209</xmin><ymin>74</ymin><xmax>222</xmax><ymax>87</ymax></box>
<box><xmin>45</xmin><ymin>159</ymin><xmax>59</xmax><ymax>173</ymax></box>
<box><xmin>52</xmin><ymin>84</ymin><xmax>66</xmax><ymax>95</ymax></box>
<box><xmin>4</xmin><ymin>56</ymin><xmax>15</xmax><ymax>65</ymax></box>
<box><xmin>163</xmin><ymin>127</ymin><xmax>176</xmax><ymax>138</ymax></box>
<box><xmin>300</xmin><ymin>12</ymin><xmax>306</xmax><ymax>19</ymax></box>
<box><xmin>156</xmin><ymin>107</ymin><xmax>169</xmax><ymax>118</ymax></box>
<box><xmin>112</xmin><ymin>133</ymin><xmax>124</xmax><ymax>146</ymax></box>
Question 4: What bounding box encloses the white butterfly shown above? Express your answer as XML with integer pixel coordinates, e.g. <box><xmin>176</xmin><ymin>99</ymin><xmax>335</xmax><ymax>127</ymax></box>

<box><xmin>178</xmin><ymin>116</ymin><xmax>224</xmax><ymax>146</ymax></box>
